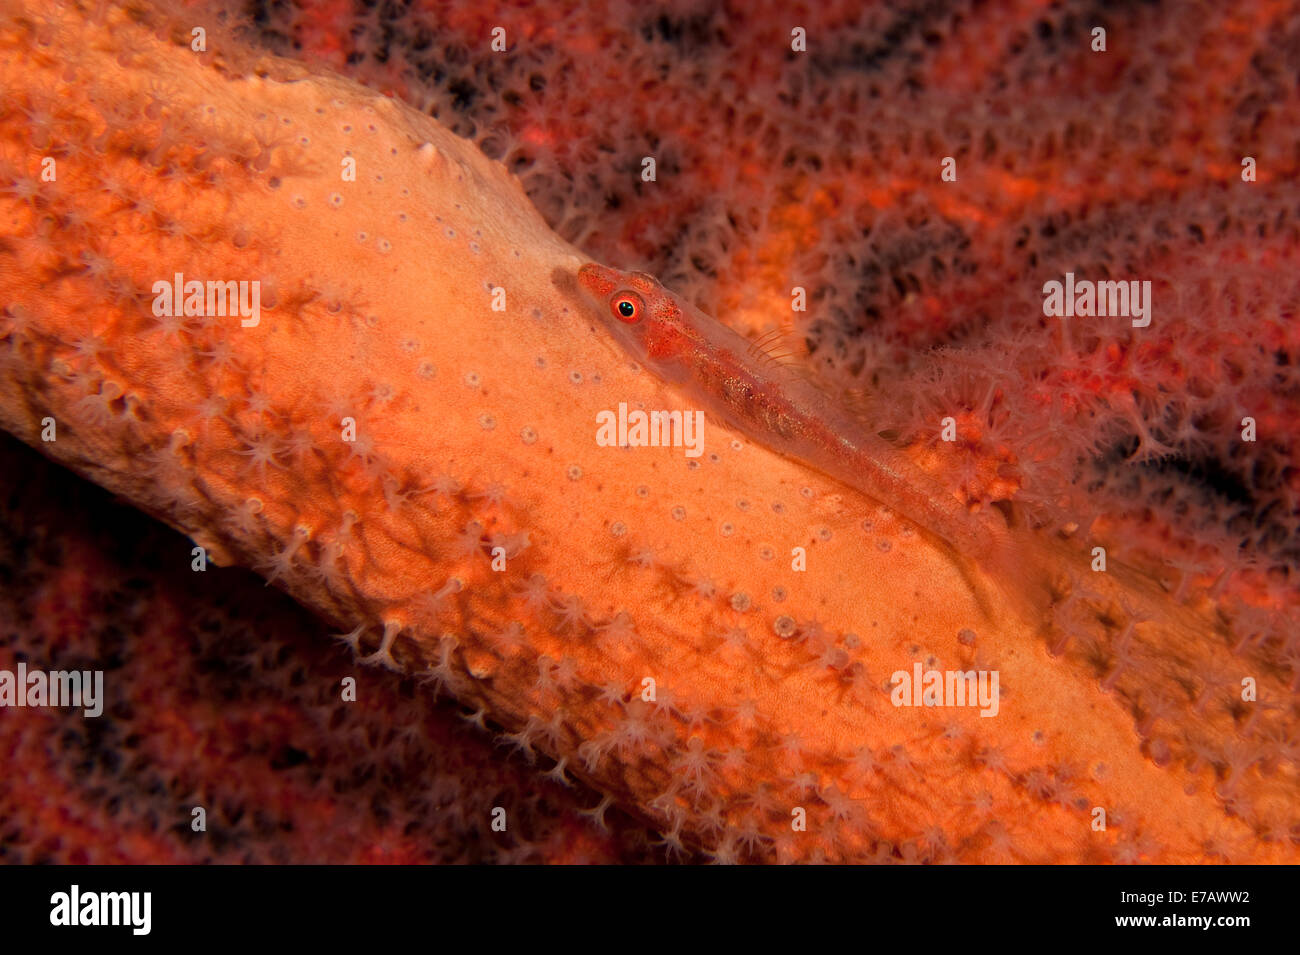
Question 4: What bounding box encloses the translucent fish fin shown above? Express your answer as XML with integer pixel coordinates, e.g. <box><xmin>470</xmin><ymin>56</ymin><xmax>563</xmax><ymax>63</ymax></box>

<box><xmin>836</xmin><ymin>385</ymin><xmax>881</xmax><ymax>428</ymax></box>
<box><xmin>745</xmin><ymin>325</ymin><xmax>809</xmax><ymax>371</ymax></box>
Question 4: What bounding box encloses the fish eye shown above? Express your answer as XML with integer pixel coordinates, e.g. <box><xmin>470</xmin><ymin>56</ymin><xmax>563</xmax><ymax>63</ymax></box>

<box><xmin>612</xmin><ymin>291</ymin><xmax>643</xmax><ymax>324</ymax></box>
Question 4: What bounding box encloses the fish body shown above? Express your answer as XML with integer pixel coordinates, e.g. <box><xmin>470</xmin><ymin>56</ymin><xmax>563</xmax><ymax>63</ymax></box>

<box><xmin>576</xmin><ymin>263</ymin><xmax>1005</xmax><ymax>563</ymax></box>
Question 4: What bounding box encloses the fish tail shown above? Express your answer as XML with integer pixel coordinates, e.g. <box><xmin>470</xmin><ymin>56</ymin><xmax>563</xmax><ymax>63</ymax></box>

<box><xmin>961</xmin><ymin>506</ymin><xmax>1063</xmax><ymax>628</ymax></box>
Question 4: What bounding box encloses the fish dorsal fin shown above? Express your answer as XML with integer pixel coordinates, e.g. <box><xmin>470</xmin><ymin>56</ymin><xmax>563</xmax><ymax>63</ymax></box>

<box><xmin>745</xmin><ymin>325</ymin><xmax>808</xmax><ymax>372</ymax></box>
<box><xmin>744</xmin><ymin>326</ymin><xmax>902</xmax><ymax>441</ymax></box>
<box><xmin>834</xmin><ymin>385</ymin><xmax>903</xmax><ymax>441</ymax></box>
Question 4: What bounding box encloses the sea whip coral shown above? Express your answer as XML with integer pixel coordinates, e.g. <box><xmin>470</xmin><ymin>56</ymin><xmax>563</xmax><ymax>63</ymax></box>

<box><xmin>1</xmin><ymin>0</ymin><xmax>1297</xmax><ymax>863</ymax></box>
